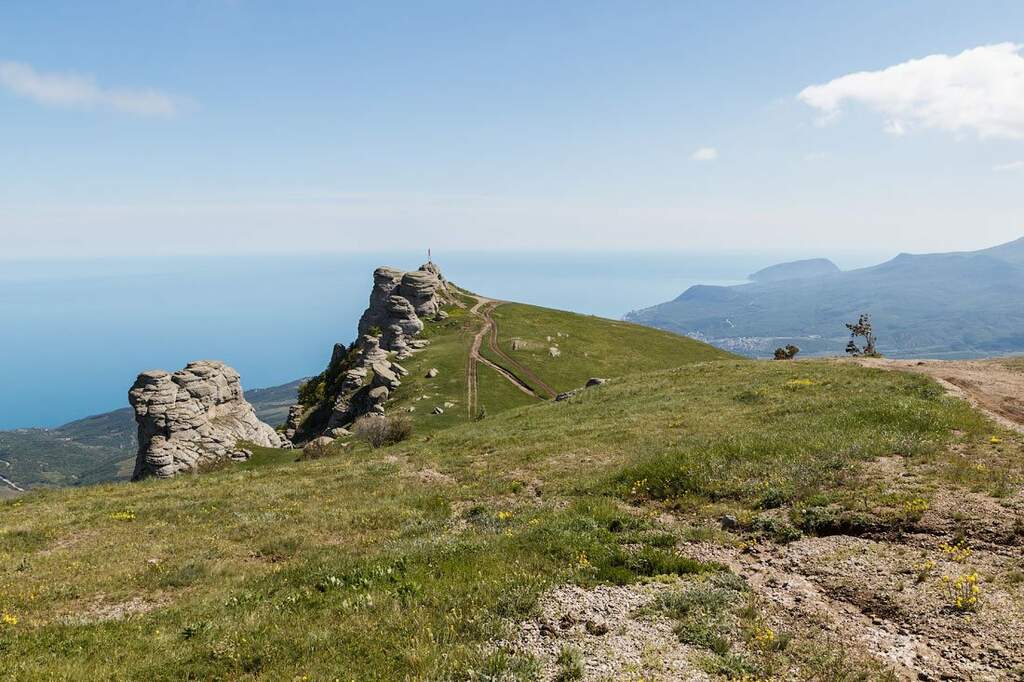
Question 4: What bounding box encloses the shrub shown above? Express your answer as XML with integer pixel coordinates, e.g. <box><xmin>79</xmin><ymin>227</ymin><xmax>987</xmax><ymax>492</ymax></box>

<box><xmin>844</xmin><ymin>313</ymin><xmax>879</xmax><ymax>357</ymax></box>
<box><xmin>300</xmin><ymin>436</ymin><xmax>335</xmax><ymax>461</ymax></box>
<box><xmin>353</xmin><ymin>414</ymin><xmax>413</xmax><ymax>448</ymax></box>
<box><xmin>554</xmin><ymin>646</ymin><xmax>584</xmax><ymax>681</ymax></box>
<box><xmin>773</xmin><ymin>345</ymin><xmax>800</xmax><ymax>360</ymax></box>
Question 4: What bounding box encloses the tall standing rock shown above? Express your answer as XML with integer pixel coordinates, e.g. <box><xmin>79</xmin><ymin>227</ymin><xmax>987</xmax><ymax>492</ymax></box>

<box><xmin>291</xmin><ymin>262</ymin><xmax>450</xmax><ymax>441</ymax></box>
<box><xmin>357</xmin><ymin>263</ymin><xmax>448</xmax><ymax>353</ymax></box>
<box><xmin>129</xmin><ymin>360</ymin><xmax>283</xmax><ymax>480</ymax></box>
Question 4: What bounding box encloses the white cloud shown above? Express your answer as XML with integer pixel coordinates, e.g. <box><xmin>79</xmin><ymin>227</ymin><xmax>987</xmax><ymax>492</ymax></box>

<box><xmin>691</xmin><ymin>146</ymin><xmax>718</xmax><ymax>161</ymax></box>
<box><xmin>994</xmin><ymin>160</ymin><xmax>1024</xmax><ymax>172</ymax></box>
<box><xmin>0</xmin><ymin>60</ymin><xmax>183</xmax><ymax>117</ymax></box>
<box><xmin>798</xmin><ymin>43</ymin><xmax>1024</xmax><ymax>139</ymax></box>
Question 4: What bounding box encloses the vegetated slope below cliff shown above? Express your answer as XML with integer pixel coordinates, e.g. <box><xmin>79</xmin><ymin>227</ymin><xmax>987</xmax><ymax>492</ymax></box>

<box><xmin>0</xmin><ymin>379</ymin><xmax>304</xmax><ymax>491</ymax></box>
<box><xmin>2</xmin><ymin>358</ymin><xmax>1021</xmax><ymax>679</ymax></box>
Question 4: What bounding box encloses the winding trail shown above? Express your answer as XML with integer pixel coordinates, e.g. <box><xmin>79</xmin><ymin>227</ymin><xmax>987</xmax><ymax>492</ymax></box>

<box><xmin>466</xmin><ymin>296</ymin><xmax>547</xmax><ymax>417</ymax></box>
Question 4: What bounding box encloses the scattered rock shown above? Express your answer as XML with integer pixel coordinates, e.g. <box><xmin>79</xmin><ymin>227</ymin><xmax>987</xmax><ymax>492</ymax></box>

<box><xmin>129</xmin><ymin>360</ymin><xmax>283</xmax><ymax>480</ymax></box>
<box><xmin>556</xmin><ymin>377</ymin><xmax>609</xmax><ymax>402</ymax></box>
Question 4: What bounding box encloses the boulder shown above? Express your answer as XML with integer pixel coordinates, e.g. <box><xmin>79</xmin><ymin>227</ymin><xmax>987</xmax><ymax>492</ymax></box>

<box><xmin>426</xmin><ymin>368</ymin><xmax>439</xmax><ymax>378</ymax></box>
<box><xmin>129</xmin><ymin>360</ymin><xmax>282</xmax><ymax>480</ymax></box>
<box><xmin>585</xmin><ymin>377</ymin><xmax>607</xmax><ymax>387</ymax></box>
<box><xmin>303</xmin><ymin>436</ymin><xmax>335</xmax><ymax>458</ymax></box>
<box><xmin>370</xmin><ymin>361</ymin><xmax>401</xmax><ymax>391</ymax></box>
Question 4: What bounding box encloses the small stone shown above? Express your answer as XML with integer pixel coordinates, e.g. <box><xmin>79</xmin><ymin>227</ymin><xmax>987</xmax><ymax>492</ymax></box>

<box><xmin>426</xmin><ymin>368</ymin><xmax>439</xmax><ymax>378</ymax></box>
<box><xmin>719</xmin><ymin>514</ymin><xmax>739</xmax><ymax>530</ymax></box>
<box><xmin>585</xmin><ymin>377</ymin><xmax>607</xmax><ymax>387</ymax></box>
<box><xmin>432</xmin><ymin>406</ymin><xmax>444</xmax><ymax>415</ymax></box>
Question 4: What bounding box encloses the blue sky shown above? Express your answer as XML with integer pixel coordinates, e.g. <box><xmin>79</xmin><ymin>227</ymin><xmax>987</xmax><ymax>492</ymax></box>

<box><xmin>2</xmin><ymin>1</ymin><xmax>1023</xmax><ymax>257</ymax></box>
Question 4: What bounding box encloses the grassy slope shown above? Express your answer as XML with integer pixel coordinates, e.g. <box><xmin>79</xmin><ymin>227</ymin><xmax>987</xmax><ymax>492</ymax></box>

<box><xmin>483</xmin><ymin>302</ymin><xmax>732</xmax><ymax>394</ymax></box>
<box><xmin>1</xmin><ymin>358</ymin><xmax>1020</xmax><ymax>679</ymax></box>
<box><xmin>384</xmin><ymin>296</ymin><xmax>731</xmax><ymax>431</ymax></box>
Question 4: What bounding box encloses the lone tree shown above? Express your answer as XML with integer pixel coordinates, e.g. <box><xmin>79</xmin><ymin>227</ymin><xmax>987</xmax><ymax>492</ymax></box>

<box><xmin>844</xmin><ymin>313</ymin><xmax>879</xmax><ymax>357</ymax></box>
<box><xmin>773</xmin><ymin>344</ymin><xmax>800</xmax><ymax>360</ymax></box>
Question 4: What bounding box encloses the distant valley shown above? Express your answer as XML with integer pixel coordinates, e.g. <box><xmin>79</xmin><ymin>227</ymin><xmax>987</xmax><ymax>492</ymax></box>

<box><xmin>627</xmin><ymin>236</ymin><xmax>1024</xmax><ymax>358</ymax></box>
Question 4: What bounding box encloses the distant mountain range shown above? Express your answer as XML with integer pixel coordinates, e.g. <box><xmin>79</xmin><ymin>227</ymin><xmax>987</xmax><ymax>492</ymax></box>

<box><xmin>0</xmin><ymin>379</ymin><xmax>303</xmax><ymax>495</ymax></box>
<box><xmin>626</xmin><ymin>237</ymin><xmax>1024</xmax><ymax>358</ymax></box>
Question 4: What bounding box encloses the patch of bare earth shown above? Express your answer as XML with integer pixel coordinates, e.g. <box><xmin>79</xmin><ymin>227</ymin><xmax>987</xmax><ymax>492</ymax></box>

<box><xmin>66</xmin><ymin>595</ymin><xmax>166</xmax><ymax>624</ymax></box>
<box><xmin>685</xmin><ymin>459</ymin><xmax>1024</xmax><ymax>679</ymax></box>
<box><xmin>502</xmin><ymin>581</ymin><xmax>711</xmax><ymax>681</ymax></box>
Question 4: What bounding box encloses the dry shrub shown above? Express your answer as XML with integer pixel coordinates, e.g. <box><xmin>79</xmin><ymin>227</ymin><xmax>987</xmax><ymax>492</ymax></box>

<box><xmin>353</xmin><ymin>414</ymin><xmax>413</xmax><ymax>448</ymax></box>
<box><xmin>300</xmin><ymin>436</ymin><xmax>335</xmax><ymax>461</ymax></box>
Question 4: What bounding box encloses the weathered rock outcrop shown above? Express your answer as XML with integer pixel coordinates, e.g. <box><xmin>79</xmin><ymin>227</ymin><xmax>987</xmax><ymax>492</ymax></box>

<box><xmin>129</xmin><ymin>360</ymin><xmax>283</xmax><ymax>479</ymax></box>
<box><xmin>289</xmin><ymin>262</ymin><xmax>450</xmax><ymax>442</ymax></box>
<box><xmin>358</xmin><ymin>263</ymin><xmax>448</xmax><ymax>358</ymax></box>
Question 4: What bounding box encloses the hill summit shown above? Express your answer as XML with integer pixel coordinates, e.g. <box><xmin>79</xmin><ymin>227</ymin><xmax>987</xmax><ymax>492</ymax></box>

<box><xmin>748</xmin><ymin>257</ymin><xmax>839</xmax><ymax>283</ymax></box>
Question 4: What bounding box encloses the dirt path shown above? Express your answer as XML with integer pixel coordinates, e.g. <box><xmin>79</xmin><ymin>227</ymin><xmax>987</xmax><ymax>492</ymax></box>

<box><xmin>481</xmin><ymin>305</ymin><xmax>558</xmax><ymax>400</ymax></box>
<box><xmin>467</xmin><ymin>296</ymin><xmax>541</xmax><ymax>417</ymax></box>
<box><xmin>0</xmin><ymin>473</ymin><xmax>24</xmax><ymax>493</ymax></box>
<box><xmin>850</xmin><ymin>357</ymin><xmax>1024</xmax><ymax>433</ymax></box>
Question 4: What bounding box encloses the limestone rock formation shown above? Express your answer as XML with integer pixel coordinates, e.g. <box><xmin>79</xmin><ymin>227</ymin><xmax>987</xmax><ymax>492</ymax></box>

<box><xmin>358</xmin><ymin>262</ymin><xmax>448</xmax><ymax>358</ymax></box>
<box><xmin>129</xmin><ymin>360</ymin><xmax>283</xmax><ymax>480</ymax></box>
<box><xmin>289</xmin><ymin>262</ymin><xmax>451</xmax><ymax>442</ymax></box>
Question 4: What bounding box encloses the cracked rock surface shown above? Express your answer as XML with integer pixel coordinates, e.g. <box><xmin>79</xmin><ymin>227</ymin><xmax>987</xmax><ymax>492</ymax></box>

<box><xmin>129</xmin><ymin>360</ymin><xmax>282</xmax><ymax>480</ymax></box>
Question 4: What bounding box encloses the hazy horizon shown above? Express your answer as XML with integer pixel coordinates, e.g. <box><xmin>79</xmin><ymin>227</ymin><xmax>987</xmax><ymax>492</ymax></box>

<box><xmin>2</xmin><ymin>247</ymin><xmax>903</xmax><ymax>430</ymax></box>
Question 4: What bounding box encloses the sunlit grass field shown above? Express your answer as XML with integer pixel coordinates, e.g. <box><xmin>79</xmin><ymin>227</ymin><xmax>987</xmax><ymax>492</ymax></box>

<box><xmin>2</xmin><ymin>355</ymin><xmax>1018</xmax><ymax>679</ymax></box>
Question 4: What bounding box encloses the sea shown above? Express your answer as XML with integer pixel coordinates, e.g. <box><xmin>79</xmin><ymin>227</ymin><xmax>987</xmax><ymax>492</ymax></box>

<box><xmin>0</xmin><ymin>250</ymin><xmax>879</xmax><ymax>429</ymax></box>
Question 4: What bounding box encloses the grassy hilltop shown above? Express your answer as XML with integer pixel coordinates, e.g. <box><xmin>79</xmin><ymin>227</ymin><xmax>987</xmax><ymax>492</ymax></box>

<box><xmin>1</xmin><ymin>295</ymin><xmax>1023</xmax><ymax>679</ymax></box>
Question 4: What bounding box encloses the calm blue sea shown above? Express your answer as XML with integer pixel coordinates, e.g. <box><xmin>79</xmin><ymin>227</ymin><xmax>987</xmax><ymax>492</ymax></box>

<box><xmin>0</xmin><ymin>250</ymin><xmax>863</xmax><ymax>429</ymax></box>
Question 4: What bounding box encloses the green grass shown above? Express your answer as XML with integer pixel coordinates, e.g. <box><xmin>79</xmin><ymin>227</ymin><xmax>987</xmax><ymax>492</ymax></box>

<box><xmin>485</xmin><ymin>302</ymin><xmax>732</xmax><ymax>393</ymax></box>
<box><xmin>1</xmin><ymin>356</ymin><xmax>1021</xmax><ymax>678</ymax></box>
<box><xmin>369</xmin><ymin>296</ymin><xmax>730</xmax><ymax>432</ymax></box>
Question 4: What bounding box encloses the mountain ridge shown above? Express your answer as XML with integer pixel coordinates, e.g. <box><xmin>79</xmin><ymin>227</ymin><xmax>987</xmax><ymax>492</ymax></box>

<box><xmin>628</xmin><ymin>236</ymin><xmax>1024</xmax><ymax>358</ymax></box>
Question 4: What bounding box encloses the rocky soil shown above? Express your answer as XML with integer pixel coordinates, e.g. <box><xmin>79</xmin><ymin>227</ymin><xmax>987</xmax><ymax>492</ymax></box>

<box><xmin>507</xmin><ymin>358</ymin><xmax>1024</xmax><ymax>680</ymax></box>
